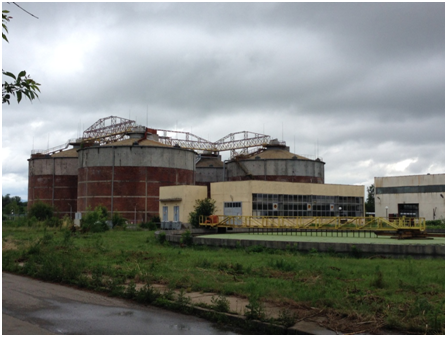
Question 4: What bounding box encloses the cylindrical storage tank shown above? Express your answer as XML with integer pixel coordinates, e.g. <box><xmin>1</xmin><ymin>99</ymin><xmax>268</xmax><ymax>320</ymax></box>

<box><xmin>28</xmin><ymin>146</ymin><xmax>79</xmax><ymax>218</ymax></box>
<box><xmin>225</xmin><ymin>140</ymin><xmax>325</xmax><ymax>183</ymax></box>
<box><xmin>77</xmin><ymin>131</ymin><xmax>196</xmax><ymax>223</ymax></box>
<box><xmin>195</xmin><ymin>152</ymin><xmax>224</xmax><ymax>197</ymax></box>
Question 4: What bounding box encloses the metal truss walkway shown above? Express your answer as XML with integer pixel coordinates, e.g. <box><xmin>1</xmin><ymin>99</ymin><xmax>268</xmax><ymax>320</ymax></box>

<box><xmin>200</xmin><ymin>215</ymin><xmax>426</xmax><ymax>233</ymax></box>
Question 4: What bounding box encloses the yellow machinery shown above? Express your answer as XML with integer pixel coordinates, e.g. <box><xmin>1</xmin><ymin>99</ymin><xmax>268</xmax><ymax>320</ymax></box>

<box><xmin>200</xmin><ymin>215</ymin><xmax>427</xmax><ymax>239</ymax></box>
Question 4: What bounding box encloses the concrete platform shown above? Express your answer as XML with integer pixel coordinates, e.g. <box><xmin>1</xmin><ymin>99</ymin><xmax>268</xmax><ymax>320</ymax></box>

<box><xmin>163</xmin><ymin>230</ymin><xmax>444</xmax><ymax>257</ymax></box>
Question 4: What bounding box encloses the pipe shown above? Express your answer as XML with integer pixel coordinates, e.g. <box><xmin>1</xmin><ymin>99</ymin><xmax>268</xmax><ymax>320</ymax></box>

<box><xmin>52</xmin><ymin>157</ymin><xmax>55</xmax><ymax>208</ymax></box>
<box><xmin>111</xmin><ymin>146</ymin><xmax>115</xmax><ymax>219</ymax></box>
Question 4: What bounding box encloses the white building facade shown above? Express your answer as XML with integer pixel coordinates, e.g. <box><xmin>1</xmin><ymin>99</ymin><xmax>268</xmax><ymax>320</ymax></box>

<box><xmin>374</xmin><ymin>174</ymin><xmax>445</xmax><ymax>221</ymax></box>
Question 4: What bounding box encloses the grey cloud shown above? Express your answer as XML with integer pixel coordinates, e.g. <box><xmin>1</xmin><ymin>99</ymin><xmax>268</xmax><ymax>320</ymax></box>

<box><xmin>2</xmin><ymin>2</ymin><xmax>444</xmax><ymax>200</ymax></box>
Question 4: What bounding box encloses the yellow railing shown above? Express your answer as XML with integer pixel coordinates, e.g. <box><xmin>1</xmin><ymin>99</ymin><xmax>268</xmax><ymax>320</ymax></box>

<box><xmin>199</xmin><ymin>215</ymin><xmax>426</xmax><ymax>231</ymax></box>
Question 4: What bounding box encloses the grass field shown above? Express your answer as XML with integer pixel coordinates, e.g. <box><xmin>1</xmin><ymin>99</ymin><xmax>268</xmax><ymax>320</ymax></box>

<box><xmin>198</xmin><ymin>232</ymin><xmax>445</xmax><ymax>245</ymax></box>
<box><xmin>2</xmin><ymin>222</ymin><xmax>445</xmax><ymax>334</ymax></box>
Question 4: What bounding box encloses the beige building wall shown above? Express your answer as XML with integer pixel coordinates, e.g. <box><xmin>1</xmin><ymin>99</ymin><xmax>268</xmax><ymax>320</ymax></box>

<box><xmin>211</xmin><ymin>181</ymin><xmax>364</xmax><ymax>216</ymax></box>
<box><xmin>159</xmin><ymin>185</ymin><xmax>207</xmax><ymax>223</ymax></box>
<box><xmin>375</xmin><ymin>174</ymin><xmax>445</xmax><ymax>220</ymax></box>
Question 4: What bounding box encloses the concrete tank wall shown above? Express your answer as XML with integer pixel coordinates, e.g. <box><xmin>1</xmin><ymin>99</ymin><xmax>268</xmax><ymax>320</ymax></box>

<box><xmin>77</xmin><ymin>145</ymin><xmax>196</xmax><ymax>222</ymax></box>
<box><xmin>28</xmin><ymin>155</ymin><xmax>78</xmax><ymax>218</ymax></box>
<box><xmin>226</xmin><ymin>158</ymin><xmax>325</xmax><ymax>183</ymax></box>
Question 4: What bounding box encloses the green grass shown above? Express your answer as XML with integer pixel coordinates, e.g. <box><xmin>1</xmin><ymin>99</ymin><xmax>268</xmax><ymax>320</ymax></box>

<box><xmin>2</xmin><ymin>222</ymin><xmax>445</xmax><ymax>334</ymax></box>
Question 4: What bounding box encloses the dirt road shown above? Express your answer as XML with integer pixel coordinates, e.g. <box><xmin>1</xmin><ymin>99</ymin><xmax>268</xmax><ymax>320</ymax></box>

<box><xmin>2</xmin><ymin>272</ymin><xmax>237</xmax><ymax>335</ymax></box>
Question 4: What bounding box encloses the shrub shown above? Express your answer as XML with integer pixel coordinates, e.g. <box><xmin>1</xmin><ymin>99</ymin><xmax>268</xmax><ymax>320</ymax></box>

<box><xmin>188</xmin><ymin>198</ymin><xmax>216</xmax><ymax>228</ymax></box>
<box><xmin>151</xmin><ymin>215</ymin><xmax>161</xmax><ymax>224</ymax></box>
<box><xmin>157</xmin><ymin>232</ymin><xmax>166</xmax><ymax>244</ymax></box>
<box><xmin>28</xmin><ymin>200</ymin><xmax>54</xmax><ymax>221</ymax></box>
<box><xmin>81</xmin><ymin>206</ymin><xmax>109</xmax><ymax>233</ymax></box>
<box><xmin>180</xmin><ymin>230</ymin><xmax>194</xmax><ymax>246</ymax></box>
<box><xmin>111</xmin><ymin>212</ymin><xmax>127</xmax><ymax>228</ymax></box>
<box><xmin>140</xmin><ymin>221</ymin><xmax>157</xmax><ymax>230</ymax></box>
<box><xmin>245</xmin><ymin>295</ymin><xmax>265</xmax><ymax>320</ymax></box>
<box><xmin>211</xmin><ymin>294</ymin><xmax>230</xmax><ymax>313</ymax></box>
<box><xmin>45</xmin><ymin>216</ymin><xmax>62</xmax><ymax>228</ymax></box>
<box><xmin>426</xmin><ymin>219</ymin><xmax>445</xmax><ymax>229</ymax></box>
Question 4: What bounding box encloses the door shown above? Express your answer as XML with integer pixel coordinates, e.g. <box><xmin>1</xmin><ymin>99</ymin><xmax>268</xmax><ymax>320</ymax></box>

<box><xmin>224</xmin><ymin>202</ymin><xmax>242</xmax><ymax>225</ymax></box>
<box><xmin>162</xmin><ymin>206</ymin><xmax>168</xmax><ymax>222</ymax></box>
<box><xmin>398</xmin><ymin>203</ymin><xmax>419</xmax><ymax>218</ymax></box>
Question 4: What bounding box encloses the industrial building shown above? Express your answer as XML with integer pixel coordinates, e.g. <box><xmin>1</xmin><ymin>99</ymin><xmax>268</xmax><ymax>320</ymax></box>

<box><xmin>159</xmin><ymin>181</ymin><xmax>364</xmax><ymax>226</ymax></box>
<box><xmin>29</xmin><ymin>115</ymin><xmax>365</xmax><ymax>225</ymax></box>
<box><xmin>374</xmin><ymin>174</ymin><xmax>445</xmax><ymax>220</ymax></box>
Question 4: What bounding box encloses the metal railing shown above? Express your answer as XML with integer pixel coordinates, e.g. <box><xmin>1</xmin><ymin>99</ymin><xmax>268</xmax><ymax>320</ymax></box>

<box><xmin>199</xmin><ymin>215</ymin><xmax>426</xmax><ymax>231</ymax></box>
<box><xmin>31</xmin><ymin>138</ymin><xmax>78</xmax><ymax>155</ymax></box>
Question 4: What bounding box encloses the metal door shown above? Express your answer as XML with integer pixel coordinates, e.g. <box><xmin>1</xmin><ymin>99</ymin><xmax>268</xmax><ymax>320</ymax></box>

<box><xmin>224</xmin><ymin>202</ymin><xmax>242</xmax><ymax>225</ymax></box>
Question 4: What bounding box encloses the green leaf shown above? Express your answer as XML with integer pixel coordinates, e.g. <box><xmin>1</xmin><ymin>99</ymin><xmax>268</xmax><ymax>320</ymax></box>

<box><xmin>3</xmin><ymin>72</ymin><xmax>16</xmax><ymax>79</ymax></box>
<box><xmin>18</xmin><ymin>70</ymin><xmax>26</xmax><ymax>78</ymax></box>
<box><xmin>17</xmin><ymin>91</ymin><xmax>22</xmax><ymax>103</ymax></box>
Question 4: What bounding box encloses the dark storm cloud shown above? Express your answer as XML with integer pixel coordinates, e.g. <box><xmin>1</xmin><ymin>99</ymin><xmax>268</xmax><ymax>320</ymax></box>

<box><xmin>2</xmin><ymin>2</ymin><xmax>444</xmax><ymax>199</ymax></box>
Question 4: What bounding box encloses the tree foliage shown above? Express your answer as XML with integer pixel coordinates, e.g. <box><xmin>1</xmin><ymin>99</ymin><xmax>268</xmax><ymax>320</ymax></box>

<box><xmin>2</xmin><ymin>9</ymin><xmax>41</xmax><ymax>105</ymax></box>
<box><xmin>188</xmin><ymin>198</ymin><xmax>216</xmax><ymax>228</ymax></box>
<box><xmin>365</xmin><ymin>184</ymin><xmax>375</xmax><ymax>213</ymax></box>
<box><xmin>28</xmin><ymin>200</ymin><xmax>54</xmax><ymax>221</ymax></box>
<box><xmin>2</xmin><ymin>194</ymin><xmax>27</xmax><ymax>217</ymax></box>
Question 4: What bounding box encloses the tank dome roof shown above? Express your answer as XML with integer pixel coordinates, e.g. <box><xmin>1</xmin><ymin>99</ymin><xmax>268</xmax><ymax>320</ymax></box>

<box><xmin>51</xmin><ymin>148</ymin><xmax>79</xmax><ymax>158</ymax></box>
<box><xmin>196</xmin><ymin>156</ymin><xmax>224</xmax><ymax>168</ymax></box>
<box><xmin>239</xmin><ymin>139</ymin><xmax>310</xmax><ymax>161</ymax></box>
<box><xmin>245</xmin><ymin>149</ymin><xmax>310</xmax><ymax>160</ymax></box>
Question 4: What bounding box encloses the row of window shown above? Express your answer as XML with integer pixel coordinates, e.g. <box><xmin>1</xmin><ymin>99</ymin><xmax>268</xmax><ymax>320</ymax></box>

<box><xmin>252</xmin><ymin>193</ymin><xmax>364</xmax><ymax>217</ymax></box>
<box><xmin>252</xmin><ymin>194</ymin><xmax>362</xmax><ymax>204</ymax></box>
<box><xmin>376</xmin><ymin>185</ymin><xmax>444</xmax><ymax>195</ymax></box>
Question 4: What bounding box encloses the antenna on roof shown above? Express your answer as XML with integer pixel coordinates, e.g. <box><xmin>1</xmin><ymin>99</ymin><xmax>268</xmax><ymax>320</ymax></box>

<box><xmin>317</xmin><ymin>138</ymin><xmax>319</xmax><ymax>158</ymax></box>
<box><xmin>282</xmin><ymin>122</ymin><xmax>284</xmax><ymax>142</ymax></box>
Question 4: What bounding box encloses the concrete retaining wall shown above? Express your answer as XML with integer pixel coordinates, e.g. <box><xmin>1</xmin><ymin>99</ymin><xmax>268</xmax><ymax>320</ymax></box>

<box><xmin>164</xmin><ymin>231</ymin><xmax>444</xmax><ymax>257</ymax></box>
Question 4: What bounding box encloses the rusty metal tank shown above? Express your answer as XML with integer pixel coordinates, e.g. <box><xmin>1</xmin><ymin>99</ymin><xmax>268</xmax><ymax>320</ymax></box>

<box><xmin>77</xmin><ymin>127</ymin><xmax>196</xmax><ymax>223</ymax></box>
<box><xmin>28</xmin><ymin>143</ymin><xmax>80</xmax><ymax>218</ymax></box>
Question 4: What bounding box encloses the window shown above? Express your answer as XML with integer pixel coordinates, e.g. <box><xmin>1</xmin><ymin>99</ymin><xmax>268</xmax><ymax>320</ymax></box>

<box><xmin>162</xmin><ymin>206</ymin><xmax>168</xmax><ymax>222</ymax></box>
<box><xmin>174</xmin><ymin>206</ymin><xmax>179</xmax><ymax>222</ymax></box>
<box><xmin>251</xmin><ymin>193</ymin><xmax>364</xmax><ymax>217</ymax></box>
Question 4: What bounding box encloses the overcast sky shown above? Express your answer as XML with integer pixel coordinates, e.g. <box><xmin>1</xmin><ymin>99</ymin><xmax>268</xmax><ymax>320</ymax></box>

<box><xmin>2</xmin><ymin>2</ymin><xmax>445</xmax><ymax>201</ymax></box>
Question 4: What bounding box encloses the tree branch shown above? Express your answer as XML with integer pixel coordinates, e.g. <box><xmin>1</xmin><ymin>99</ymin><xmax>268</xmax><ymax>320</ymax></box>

<box><xmin>9</xmin><ymin>2</ymin><xmax>39</xmax><ymax>19</ymax></box>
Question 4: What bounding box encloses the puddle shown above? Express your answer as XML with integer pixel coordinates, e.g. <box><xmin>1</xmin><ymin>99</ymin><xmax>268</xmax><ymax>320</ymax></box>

<box><xmin>30</xmin><ymin>299</ymin><xmax>237</xmax><ymax>335</ymax></box>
